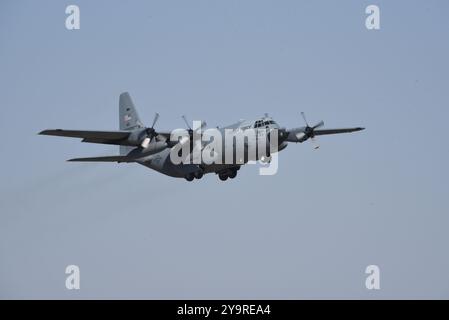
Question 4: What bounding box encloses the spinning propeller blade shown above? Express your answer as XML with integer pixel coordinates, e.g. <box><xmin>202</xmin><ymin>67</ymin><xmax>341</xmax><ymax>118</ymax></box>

<box><xmin>301</xmin><ymin>112</ymin><xmax>324</xmax><ymax>149</ymax></box>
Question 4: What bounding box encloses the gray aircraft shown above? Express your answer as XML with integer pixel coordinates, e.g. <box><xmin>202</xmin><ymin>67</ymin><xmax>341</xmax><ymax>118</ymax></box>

<box><xmin>39</xmin><ymin>92</ymin><xmax>364</xmax><ymax>181</ymax></box>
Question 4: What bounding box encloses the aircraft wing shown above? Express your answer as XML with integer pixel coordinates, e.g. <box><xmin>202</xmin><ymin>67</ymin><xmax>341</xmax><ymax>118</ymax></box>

<box><xmin>67</xmin><ymin>155</ymin><xmax>133</xmax><ymax>163</ymax></box>
<box><xmin>313</xmin><ymin>127</ymin><xmax>364</xmax><ymax>136</ymax></box>
<box><xmin>39</xmin><ymin>129</ymin><xmax>132</xmax><ymax>145</ymax></box>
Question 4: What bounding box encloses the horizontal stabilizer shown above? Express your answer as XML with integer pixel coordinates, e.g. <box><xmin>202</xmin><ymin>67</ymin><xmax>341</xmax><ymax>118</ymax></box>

<box><xmin>67</xmin><ymin>155</ymin><xmax>133</xmax><ymax>163</ymax></box>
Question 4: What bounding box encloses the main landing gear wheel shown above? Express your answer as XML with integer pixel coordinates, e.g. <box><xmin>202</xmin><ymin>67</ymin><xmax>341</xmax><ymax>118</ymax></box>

<box><xmin>194</xmin><ymin>171</ymin><xmax>204</xmax><ymax>179</ymax></box>
<box><xmin>228</xmin><ymin>170</ymin><xmax>237</xmax><ymax>179</ymax></box>
<box><xmin>185</xmin><ymin>173</ymin><xmax>194</xmax><ymax>181</ymax></box>
<box><xmin>218</xmin><ymin>173</ymin><xmax>228</xmax><ymax>181</ymax></box>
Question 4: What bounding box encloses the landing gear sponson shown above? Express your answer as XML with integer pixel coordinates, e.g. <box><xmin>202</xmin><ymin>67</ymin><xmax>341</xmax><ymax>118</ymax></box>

<box><xmin>184</xmin><ymin>167</ymin><xmax>240</xmax><ymax>182</ymax></box>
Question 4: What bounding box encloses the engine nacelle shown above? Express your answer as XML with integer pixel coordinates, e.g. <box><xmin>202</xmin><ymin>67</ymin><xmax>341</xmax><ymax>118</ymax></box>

<box><xmin>126</xmin><ymin>128</ymin><xmax>147</xmax><ymax>145</ymax></box>
<box><xmin>295</xmin><ymin>132</ymin><xmax>308</xmax><ymax>143</ymax></box>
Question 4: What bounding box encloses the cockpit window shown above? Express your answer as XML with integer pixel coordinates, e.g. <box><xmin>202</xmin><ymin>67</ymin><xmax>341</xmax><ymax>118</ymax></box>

<box><xmin>255</xmin><ymin>119</ymin><xmax>277</xmax><ymax>128</ymax></box>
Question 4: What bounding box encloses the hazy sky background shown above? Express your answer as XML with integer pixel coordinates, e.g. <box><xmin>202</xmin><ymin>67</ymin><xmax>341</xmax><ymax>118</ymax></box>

<box><xmin>0</xmin><ymin>0</ymin><xmax>448</xmax><ymax>299</ymax></box>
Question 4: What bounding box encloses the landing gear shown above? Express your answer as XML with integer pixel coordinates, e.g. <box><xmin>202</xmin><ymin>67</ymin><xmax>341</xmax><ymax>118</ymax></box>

<box><xmin>194</xmin><ymin>170</ymin><xmax>204</xmax><ymax>179</ymax></box>
<box><xmin>218</xmin><ymin>169</ymin><xmax>238</xmax><ymax>181</ymax></box>
<box><xmin>185</xmin><ymin>170</ymin><xmax>203</xmax><ymax>181</ymax></box>
<box><xmin>228</xmin><ymin>170</ymin><xmax>237</xmax><ymax>179</ymax></box>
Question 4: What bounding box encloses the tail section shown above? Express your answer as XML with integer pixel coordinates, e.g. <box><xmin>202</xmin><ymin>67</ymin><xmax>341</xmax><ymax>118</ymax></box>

<box><xmin>119</xmin><ymin>92</ymin><xmax>143</xmax><ymax>155</ymax></box>
<box><xmin>119</xmin><ymin>92</ymin><xmax>143</xmax><ymax>130</ymax></box>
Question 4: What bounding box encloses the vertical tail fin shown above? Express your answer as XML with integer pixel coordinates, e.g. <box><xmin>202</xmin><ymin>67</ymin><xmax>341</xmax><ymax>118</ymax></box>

<box><xmin>119</xmin><ymin>92</ymin><xmax>143</xmax><ymax>155</ymax></box>
<box><xmin>119</xmin><ymin>92</ymin><xmax>143</xmax><ymax>130</ymax></box>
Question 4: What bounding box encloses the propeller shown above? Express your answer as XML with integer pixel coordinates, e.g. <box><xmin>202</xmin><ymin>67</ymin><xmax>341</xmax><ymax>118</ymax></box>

<box><xmin>176</xmin><ymin>115</ymin><xmax>207</xmax><ymax>155</ymax></box>
<box><xmin>182</xmin><ymin>115</ymin><xmax>207</xmax><ymax>135</ymax></box>
<box><xmin>141</xmin><ymin>112</ymin><xmax>159</xmax><ymax>148</ymax></box>
<box><xmin>182</xmin><ymin>115</ymin><xmax>192</xmax><ymax>133</ymax></box>
<box><xmin>300</xmin><ymin>112</ymin><xmax>324</xmax><ymax>149</ymax></box>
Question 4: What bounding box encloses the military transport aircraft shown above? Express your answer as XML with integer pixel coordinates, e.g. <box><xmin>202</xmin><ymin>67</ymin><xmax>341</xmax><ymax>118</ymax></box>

<box><xmin>39</xmin><ymin>92</ymin><xmax>364</xmax><ymax>181</ymax></box>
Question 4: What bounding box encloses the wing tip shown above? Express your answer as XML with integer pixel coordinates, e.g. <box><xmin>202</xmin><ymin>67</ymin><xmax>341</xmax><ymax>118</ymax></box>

<box><xmin>38</xmin><ymin>129</ymin><xmax>62</xmax><ymax>135</ymax></box>
<box><xmin>67</xmin><ymin>158</ymin><xmax>88</xmax><ymax>162</ymax></box>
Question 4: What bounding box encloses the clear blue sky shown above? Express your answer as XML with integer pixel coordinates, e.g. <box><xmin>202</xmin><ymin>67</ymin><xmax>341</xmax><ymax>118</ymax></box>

<box><xmin>0</xmin><ymin>0</ymin><xmax>448</xmax><ymax>298</ymax></box>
